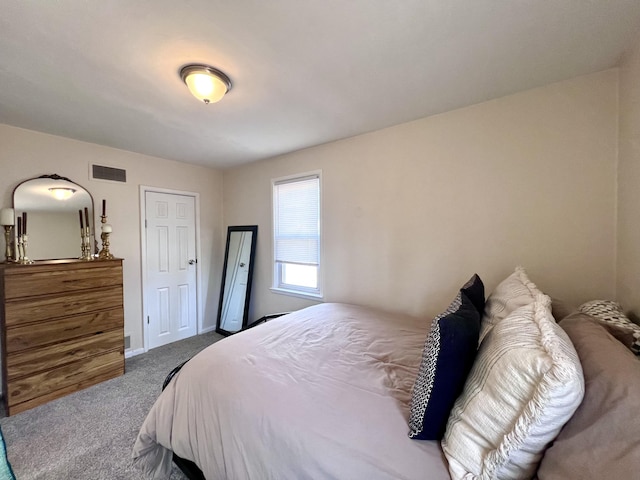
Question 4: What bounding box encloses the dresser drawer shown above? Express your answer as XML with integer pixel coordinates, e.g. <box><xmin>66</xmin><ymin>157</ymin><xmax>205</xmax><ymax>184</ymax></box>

<box><xmin>6</xmin><ymin>308</ymin><xmax>124</xmax><ymax>353</ymax></box>
<box><xmin>6</xmin><ymin>350</ymin><xmax>124</xmax><ymax>408</ymax></box>
<box><xmin>4</xmin><ymin>263</ymin><xmax>123</xmax><ymax>300</ymax></box>
<box><xmin>6</xmin><ymin>329</ymin><xmax>123</xmax><ymax>380</ymax></box>
<box><xmin>4</xmin><ymin>285</ymin><xmax>123</xmax><ymax>327</ymax></box>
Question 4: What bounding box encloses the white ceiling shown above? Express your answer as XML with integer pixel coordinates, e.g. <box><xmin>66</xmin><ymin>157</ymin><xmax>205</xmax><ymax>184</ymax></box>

<box><xmin>1</xmin><ymin>1</ymin><xmax>640</xmax><ymax>169</ymax></box>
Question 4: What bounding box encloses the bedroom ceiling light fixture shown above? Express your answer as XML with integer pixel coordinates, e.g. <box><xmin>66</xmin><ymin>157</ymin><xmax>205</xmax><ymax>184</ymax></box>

<box><xmin>180</xmin><ymin>64</ymin><xmax>232</xmax><ymax>104</ymax></box>
<box><xmin>48</xmin><ymin>187</ymin><xmax>76</xmax><ymax>200</ymax></box>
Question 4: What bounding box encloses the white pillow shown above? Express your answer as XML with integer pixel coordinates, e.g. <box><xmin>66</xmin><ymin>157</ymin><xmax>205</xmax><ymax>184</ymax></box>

<box><xmin>442</xmin><ymin>294</ymin><xmax>584</xmax><ymax>480</ymax></box>
<box><xmin>479</xmin><ymin>266</ymin><xmax>543</xmax><ymax>342</ymax></box>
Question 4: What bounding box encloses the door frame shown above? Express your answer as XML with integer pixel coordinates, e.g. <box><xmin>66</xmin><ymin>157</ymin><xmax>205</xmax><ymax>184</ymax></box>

<box><xmin>139</xmin><ymin>185</ymin><xmax>203</xmax><ymax>352</ymax></box>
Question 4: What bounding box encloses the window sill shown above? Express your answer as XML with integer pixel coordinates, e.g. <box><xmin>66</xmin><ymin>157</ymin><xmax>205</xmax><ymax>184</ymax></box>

<box><xmin>270</xmin><ymin>287</ymin><xmax>323</xmax><ymax>301</ymax></box>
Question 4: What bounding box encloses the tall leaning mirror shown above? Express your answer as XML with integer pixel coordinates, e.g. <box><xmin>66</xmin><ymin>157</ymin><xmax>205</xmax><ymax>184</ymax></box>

<box><xmin>216</xmin><ymin>225</ymin><xmax>258</xmax><ymax>336</ymax></box>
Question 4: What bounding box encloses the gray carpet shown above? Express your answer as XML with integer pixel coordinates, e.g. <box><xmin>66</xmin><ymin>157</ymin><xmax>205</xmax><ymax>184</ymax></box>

<box><xmin>0</xmin><ymin>331</ymin><xmax>224</xmax><ymax>480</ymax></box>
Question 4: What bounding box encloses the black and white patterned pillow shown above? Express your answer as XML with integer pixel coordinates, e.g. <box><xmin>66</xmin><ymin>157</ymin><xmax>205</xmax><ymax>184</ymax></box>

<box><xmin>579</xmin><ymin>300</ymin><xmax>640</xmax><ymax>355</ymax></box>
<box><xmin>408</xmin><ymin>290</ymin><xmax>481</xmax><ymax>440</ymax></box>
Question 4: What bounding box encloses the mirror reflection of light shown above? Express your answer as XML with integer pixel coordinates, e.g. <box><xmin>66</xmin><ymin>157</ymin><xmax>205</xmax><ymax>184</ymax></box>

<box><xmin>48</xmin><ymin>187</ymin><xmax>76</xmax><ymax>200</ymax></box>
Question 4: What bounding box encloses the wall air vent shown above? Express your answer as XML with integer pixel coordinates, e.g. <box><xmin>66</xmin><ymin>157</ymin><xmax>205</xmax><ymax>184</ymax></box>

<box><xmin>124</xmin><ymin>335</ymin><xmax>131</xmax><ymax>350</ymax></box>
<box><xmin>91</xmin><ymin>164</ymin><xmax>127</xmax><ymax>183</ymax></box>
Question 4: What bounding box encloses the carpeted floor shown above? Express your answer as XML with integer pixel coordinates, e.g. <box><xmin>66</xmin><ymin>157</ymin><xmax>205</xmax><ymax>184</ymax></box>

<box><xmin>0</xmin><ymin>331</ymin><xmax>224</xmax><ymax>480</ymax></box>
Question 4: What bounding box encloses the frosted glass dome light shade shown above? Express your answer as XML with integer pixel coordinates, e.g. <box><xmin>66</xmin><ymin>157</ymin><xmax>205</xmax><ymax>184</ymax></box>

<box><xmin>48</xmin><ymin>187</ymin><xmax>76</xmax><ymax>200</ymax></box>
<box><xmin>180</xmin><ymin>64</ymin><xmax>232</xmax><ymax>104</ymax></box>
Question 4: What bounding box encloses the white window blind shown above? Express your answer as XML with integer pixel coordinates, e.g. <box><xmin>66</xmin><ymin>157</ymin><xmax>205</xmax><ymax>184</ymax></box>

<box><xmin>274</xmin><ymin>175</ymin><xmax>320</xmax><ymax>266</ymax></box>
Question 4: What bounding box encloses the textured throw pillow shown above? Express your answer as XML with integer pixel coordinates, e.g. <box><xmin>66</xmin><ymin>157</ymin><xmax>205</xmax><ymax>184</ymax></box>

<box><xmin>459</xmin><ymin>273</ymin><xmax>485</xmax><ymax>316</ymax></box>
<box><xmin>408</xmin><ymin>291</ymin><xmax>481</xmax><ymax>440</ymax></box>
<box><xmin>442</xmin><ymin>294</ymin><xmax>584</xmax><ymax>480</ymax></box>
<box><xmin>479</xmin><ymin>266</ymin><xmax>543</xmax><ymax>342</ymax></box>
<box><xmin>579</xmin><ymin>299</ymin><xmax>640</xmax><ymax>354</ymax></box>
<box><xmin>537</xmin><ymin>316</ymin><xmax>640</xmax><ymax>479</ymax></box>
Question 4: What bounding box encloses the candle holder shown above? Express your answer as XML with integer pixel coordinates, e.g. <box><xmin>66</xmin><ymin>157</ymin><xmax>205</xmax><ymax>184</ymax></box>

<box><xmin>17</xmin><ymin>234</ymin><xmax>24</xmax><ymax>262</ymax></box>
<box><xmin>98</xmin><ymin>215</ymin><xmax>114</xmax><ymax>260</ymax></box>
<box><xmin>81</xmin><ymin>226</ymin><xmax>93</xmax><ymax>261</ymax></box>
<box><xmin>18</xmin><ymin>234</ymin><xmax>34</xmax><ymax>264</ymax></box>
<box><xmin>79</xmin><ymin>228</ymin><xmax>85</xmax><ymax>260</ymax></box>
<box><xmin>3</xmin><ymin>225</ymin><xmax>15</xmax><ymax>263</ymax></box>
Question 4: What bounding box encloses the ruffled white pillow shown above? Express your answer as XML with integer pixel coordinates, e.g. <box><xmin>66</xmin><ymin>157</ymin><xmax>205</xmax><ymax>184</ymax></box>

<box><xmin>442</xmin><ymin>294</ymin><xmax>584</xmax><ymax>479</ymax></box>
<box><xmin>479</xmin><ymin>266</ymin><xmax>543</xmax><ymax>343</ymax></box>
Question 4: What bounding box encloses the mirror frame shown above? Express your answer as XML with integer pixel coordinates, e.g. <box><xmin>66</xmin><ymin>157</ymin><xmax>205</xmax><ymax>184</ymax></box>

<box><xmin>216</xmin><ymin>225</ymin><xmax>258</xmax><ymax>336</ymax></box>
<box><xmin>12</xmin><ymin>173</ymin><xmax>95</xmax><ymax>260</ymax></box>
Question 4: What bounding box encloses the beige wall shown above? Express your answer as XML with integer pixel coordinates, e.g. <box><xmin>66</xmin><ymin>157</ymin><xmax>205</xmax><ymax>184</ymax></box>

<box><xmin>617</xmin><ymin>34</ymin><xmax>640</xmax><ymax>318</ymax></box>
<box><xmin>224</xmin><ymin>70</ymin><xmax>618</xmax><ymax>321</ymax></box>
<box><xmin>0</xmin><ymin>124</ymin><xmax>224</xmax><ymax>352</ymax></box>
<box><xmin>0</xmin><ymin>66</ymin><xmax>624</xmax><ymax>347</ymax></box>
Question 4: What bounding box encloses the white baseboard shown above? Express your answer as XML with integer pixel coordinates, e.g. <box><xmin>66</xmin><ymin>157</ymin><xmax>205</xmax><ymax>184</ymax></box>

<box><xmin>124</xmin><ymin>329</ymin><xmax>214</xmax><ymax>359</ymax></box>
<box><xmin>125</xmin><ymin>348</ymin><xmax>146</xmax><ymax>359</ymax></box>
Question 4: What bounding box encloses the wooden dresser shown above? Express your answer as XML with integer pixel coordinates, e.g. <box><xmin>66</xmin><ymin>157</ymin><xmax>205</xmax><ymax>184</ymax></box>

<box><xmin>0</xmin><ymin>259</ymin><xmax>124</xmax><ymax>416</ymax></box>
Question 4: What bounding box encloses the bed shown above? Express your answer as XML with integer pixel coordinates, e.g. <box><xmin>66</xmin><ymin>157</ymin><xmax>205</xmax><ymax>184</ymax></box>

<box><xmin>133</xmin><ymin>268</ymin><xmax>640</xmax><ymax>479</ymax></box>
<box><xmin>132</xmin><ymin>303</ymin><xmax>450</xmax><ymax>479</ymax></box>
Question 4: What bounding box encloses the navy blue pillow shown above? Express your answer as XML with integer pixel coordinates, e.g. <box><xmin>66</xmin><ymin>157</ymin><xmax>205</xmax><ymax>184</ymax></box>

<box><xmin>460</xmin><ymin>273</ymin><xmax>485</xmax><ymax>316</ymax></box>
<box><xmin>408</xmin><ymin>291</ymin><xmax>481</xmax><ymax>440</ymax></box>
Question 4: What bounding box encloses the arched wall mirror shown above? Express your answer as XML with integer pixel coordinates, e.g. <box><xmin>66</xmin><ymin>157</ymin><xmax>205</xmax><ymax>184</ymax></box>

<box><xmin>216</xmin><ymin>225</ymin><xmax>258</xmax><ymax>336</ymax></box>
<box><xmin>12</xmin><ymin>174</ymin><xmax>95</xmax><ymax>260</ymax></box>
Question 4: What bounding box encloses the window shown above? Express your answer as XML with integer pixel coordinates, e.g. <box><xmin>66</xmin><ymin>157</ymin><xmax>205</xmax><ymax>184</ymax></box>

<box><xmin>272</xmin><ymin>173</ymin><xmax>321</xmax><ymax>298</ymax></box>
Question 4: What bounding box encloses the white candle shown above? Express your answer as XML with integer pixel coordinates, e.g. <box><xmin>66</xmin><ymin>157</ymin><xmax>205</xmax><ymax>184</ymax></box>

<box><xmin>101</xmin><ymin>224</ymin><xmax>113</xmax><ymax>233</ymax></box>
<box><xmin>0</xmin><ymin>208</ymin><xmax>14</xmax><ymax>226</ymax></box>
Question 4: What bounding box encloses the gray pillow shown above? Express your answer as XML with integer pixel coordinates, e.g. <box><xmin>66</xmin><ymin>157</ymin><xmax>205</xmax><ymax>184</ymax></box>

<box><xmin>537</xmin><ymin>316</ymin><xmax>640</xmax><ymax>479</ymax></box>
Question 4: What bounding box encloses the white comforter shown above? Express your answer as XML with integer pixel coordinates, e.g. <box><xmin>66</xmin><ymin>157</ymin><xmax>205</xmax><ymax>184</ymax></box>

<box><xmin>132</xmin><ymin>303</ymin><xmax>449</xmax><ymax>479</ymax></box>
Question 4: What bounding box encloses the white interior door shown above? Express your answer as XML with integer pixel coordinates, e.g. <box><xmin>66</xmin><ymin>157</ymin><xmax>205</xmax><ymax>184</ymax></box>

<box><xmin>145</xmin><ymin>191</ymin><xmax>197</xmax><ymax>349</ymax></box>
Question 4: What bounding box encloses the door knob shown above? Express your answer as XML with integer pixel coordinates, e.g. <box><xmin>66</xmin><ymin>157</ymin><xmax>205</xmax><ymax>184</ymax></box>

<box><xmin>188</xmin><ymin>259</ymin><xmax>196</xmax><ymax>265</ymax></box>
<box><xmin>239</xmin><ymin>262</ymin><xmax>246</xmax><ymax>267</ymax></box>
